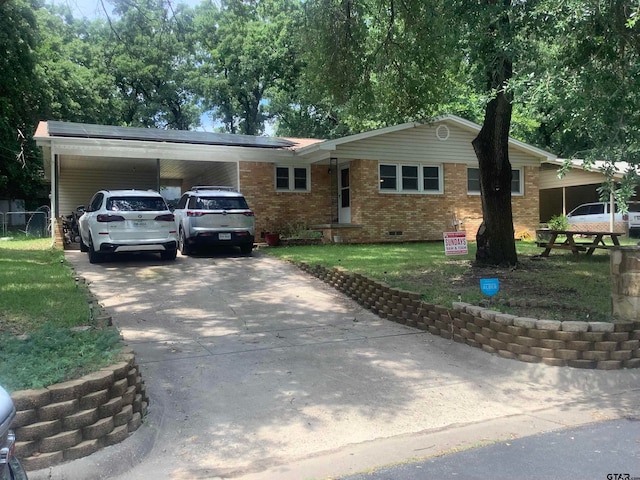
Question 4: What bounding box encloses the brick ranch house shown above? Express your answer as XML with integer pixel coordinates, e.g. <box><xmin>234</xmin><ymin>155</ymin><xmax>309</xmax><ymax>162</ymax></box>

<box><xmin>34</xmin><ymin>114</ymin><xmax>556</xmax><ymax>244</ymax></box>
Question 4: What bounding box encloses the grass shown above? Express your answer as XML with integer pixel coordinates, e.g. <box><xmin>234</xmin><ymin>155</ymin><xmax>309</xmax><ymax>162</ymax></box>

<box><xmin>266</xmin><ymin>239</ymin><xmax>629</xmax><ymax>323</ymax></box>
<box><xmin>0</xmin><ymin>236</ymin><xmax>123</xmax><ymax>392</ymax></box>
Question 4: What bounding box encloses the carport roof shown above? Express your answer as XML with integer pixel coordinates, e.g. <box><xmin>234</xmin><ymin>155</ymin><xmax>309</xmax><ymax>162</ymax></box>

<box><xmin>44</xmin><ymin>121</ymin><xmax>297</xmax><ymax>149</ymax></box>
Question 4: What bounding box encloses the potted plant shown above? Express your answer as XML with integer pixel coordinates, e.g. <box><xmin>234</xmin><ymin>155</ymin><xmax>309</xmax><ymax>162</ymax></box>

<box><xmin>263</xmin><ymin>217</ymin><xmax>283</xmax><ymax>246</ymax></box>
<box><xmin>265</xmin><ymin>232</ymin><xmax>280</xmax><ymax>246</ymax></box>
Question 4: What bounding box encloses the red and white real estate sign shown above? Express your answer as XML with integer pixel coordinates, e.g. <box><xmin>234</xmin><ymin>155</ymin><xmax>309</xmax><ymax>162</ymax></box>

<box><xmin>443</xmin><ymin>231</ymin><xmax>468</xmax><ymax>255</ymax></box>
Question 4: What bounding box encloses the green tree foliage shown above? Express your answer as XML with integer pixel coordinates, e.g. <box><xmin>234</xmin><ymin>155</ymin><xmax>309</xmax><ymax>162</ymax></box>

<box><xmin>303</xmin><ymin>0</ymin><xmax>457</xmax><ymax>132</ymax></box>
<box><xmin>193</xmin><ymin>0</ymin><xmax>303</xmax><ymax>135</ymax></box>
<box><xmin>101</xmin><ymin>0</ymin><xmax>200</xmax><ymax>129</ymax></box>
<box><xmin>519</xmin><ymin>0</ymin><xmax>640</xmax><ymax>204</ymax></box>
<box><xmin>0</xmin><ymin>0</ymin><xmax>44</xmax><ymax>199</ymax></box>
<box><xmin>35</xmin><ymin>5</ymin><xmax>121</xmax><ymax>124</ymax></box>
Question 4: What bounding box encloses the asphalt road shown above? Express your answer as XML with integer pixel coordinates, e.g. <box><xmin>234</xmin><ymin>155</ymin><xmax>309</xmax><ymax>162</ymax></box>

<box><xmin>340</xmin><ymin>418</ymin><xmax>640</xmax><ymax>480</ymax></box>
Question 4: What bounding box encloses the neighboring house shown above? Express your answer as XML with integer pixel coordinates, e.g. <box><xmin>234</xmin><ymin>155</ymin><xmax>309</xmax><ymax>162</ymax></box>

<box><xmin>34</xmin><ymin>115</ymin><xmax>556</xmax><ymax>245</ymax></box>
<box><xmin>539</xmin><ymin>159</ymin><xmax>640</xmax><ymax>232</ymax></box>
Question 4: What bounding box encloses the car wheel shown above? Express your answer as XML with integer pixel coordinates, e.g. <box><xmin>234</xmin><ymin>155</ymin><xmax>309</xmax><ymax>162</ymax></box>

<box><xmin>79</xmin><ymin>235</ymin><xmax>89</xmax><ymax>252</ymax></box>
<box><xmin>240</xmin><ymin>244</ymin><xmax>253</xmax><ymax>255</ymax></box>
<box><xmin>161</xmin><ymin>249</ymin><xmax>177</xmax><ymax>261</ymax></box>
<box><xmin>179</xmin><ymin>229</ymin><xmax>191</xmax><ymax>255</ymax></box>
<box><xmin>88</xmin><ymin>239</ymin><xmax>104</xmax><ymax>264</ymax></box>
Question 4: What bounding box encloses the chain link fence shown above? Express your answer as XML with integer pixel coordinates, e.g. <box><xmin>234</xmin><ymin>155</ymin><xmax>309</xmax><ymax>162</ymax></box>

<box><xmin>1</xmin><ymin>206</ymin><xmax>51</xmax><ymax>238</ymax></box>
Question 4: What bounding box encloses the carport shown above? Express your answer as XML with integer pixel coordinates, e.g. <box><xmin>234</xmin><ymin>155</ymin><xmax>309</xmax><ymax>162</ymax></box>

<box><xmin>540</xmin><ymin>159</ymin><xmax>640</xmax><ymax>222</ymax></box>
<box><xmin>34</xmin><ymin>121</ymin><xmax>298</xmax><ymax>232</ymax></box>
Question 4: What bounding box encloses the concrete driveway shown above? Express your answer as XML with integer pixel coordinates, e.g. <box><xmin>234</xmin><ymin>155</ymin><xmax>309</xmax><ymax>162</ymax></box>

<box><xmin>33</xmin><ymin>249</ymin><xmax>640</xmax><ymax>480</ymax></box>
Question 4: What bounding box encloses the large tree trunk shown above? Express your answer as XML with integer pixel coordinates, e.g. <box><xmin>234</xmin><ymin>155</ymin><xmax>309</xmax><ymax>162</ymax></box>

<box><xmin>472</xmin><ymin>90</ymin><xmax>518</xmax><ymax>266</ymax></box>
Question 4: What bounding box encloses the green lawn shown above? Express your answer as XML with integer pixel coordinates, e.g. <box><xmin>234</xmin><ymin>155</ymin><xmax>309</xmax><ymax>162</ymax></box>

<box><xmin>0</xmin><ymin>237</ymin><xmax>122</xmax><ymax>392</ymax></box>
<box><xmin>266</xmin><ymin>240</ymin><xmax>622</xmax><ymax>323</ymax></box>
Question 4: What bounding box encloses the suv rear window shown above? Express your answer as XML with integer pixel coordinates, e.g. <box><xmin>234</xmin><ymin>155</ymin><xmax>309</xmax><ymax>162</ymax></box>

<box><xmin>187</xmin><ymin>196</ymin><xmax>249</xmax><ymax>210</ymax></box>
<box><xmin>106</xmin><ymin>196</ymin><xmax>167</xmax><ymax>211</ymax></box>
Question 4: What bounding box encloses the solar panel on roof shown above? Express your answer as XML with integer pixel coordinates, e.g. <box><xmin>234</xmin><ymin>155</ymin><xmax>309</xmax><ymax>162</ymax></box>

<box><xmin>47</xmin><ymin>121</ymin><xmax>295</xmax><ymax>149</ymax></box>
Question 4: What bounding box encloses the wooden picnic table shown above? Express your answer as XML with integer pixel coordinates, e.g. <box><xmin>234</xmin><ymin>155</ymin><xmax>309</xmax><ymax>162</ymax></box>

<box><xmin>536</xmin><ymin>229</ymin><xmax>623</xmax><ymax>257</ymax></box>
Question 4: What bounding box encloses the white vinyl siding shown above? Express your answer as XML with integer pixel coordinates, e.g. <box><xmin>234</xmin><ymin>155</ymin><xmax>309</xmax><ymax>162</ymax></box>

<box><xmin>334</xmin><ymin>123</ymin><xmax>544</xmax><ymax>169</ymax></box>
<box><xmin>539</xmin><ymin>163</ymin><xmax>607</xmax><ymax>189</ymax></box>
<box><xmin>379</xmin><ymin>163</ymin><xmax>443</xmax><ymax>194</ymax></box>
<box><xmin>57</xmin><ymin>165</ymin><xmax>157</xmax><ymax>217</ymax></box>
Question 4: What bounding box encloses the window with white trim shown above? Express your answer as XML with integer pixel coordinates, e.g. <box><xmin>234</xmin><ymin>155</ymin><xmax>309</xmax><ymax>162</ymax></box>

<box><xmin>379</xmin><ymin>163</ymin><xmax>443</xmax><ymax>193</ymax></box>
<box><xmin>466</xmin><ymin>167</ymin><xmax>523</xmax><ymax>195</ymax></box>
<box><xmin>275</xmin><ymin>165</ymin><xmax>310</xmax><ymax>191</ymax></box>
<box><xmin>511</xmin><ymin>168</ymin><xmax>522</xmax><ymax>195</ymax></box>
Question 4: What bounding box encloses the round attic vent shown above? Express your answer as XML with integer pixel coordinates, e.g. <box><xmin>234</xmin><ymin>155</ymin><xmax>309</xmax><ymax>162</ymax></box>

<box><xmin>436</xmin><ymin>125</ymin><xmax>450</xmax><ymax>141</ymax></box>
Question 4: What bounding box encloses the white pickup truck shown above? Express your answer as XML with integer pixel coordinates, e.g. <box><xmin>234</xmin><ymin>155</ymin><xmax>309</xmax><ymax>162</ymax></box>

<box><xmin>566</xmin><ymin>201</ymin><xmax>640</xmax><ymax>236</ymax></box>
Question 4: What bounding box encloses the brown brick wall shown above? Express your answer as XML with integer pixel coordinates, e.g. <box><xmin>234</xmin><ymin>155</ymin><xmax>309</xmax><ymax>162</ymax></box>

<box><xmin>241</xmin><ymin>160</ymin><xmax>541</xmax><ymax>243</ymax></box>
<box><xmin>240</xmin><ymin>162</ymin><xmax>332</xmax><ymax>238</ymax></box>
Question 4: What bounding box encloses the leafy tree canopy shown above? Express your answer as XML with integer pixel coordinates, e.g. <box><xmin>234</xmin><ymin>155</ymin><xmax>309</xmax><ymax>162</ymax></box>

<box><xmin>193</xmin><ymin>0</ymin><xmax>304</xmax><ymax>135</ymax></box>
<box><xmin>0</xmin><ymin>0</ymin><xmax>43</xmax><ymax>199</ymax></box>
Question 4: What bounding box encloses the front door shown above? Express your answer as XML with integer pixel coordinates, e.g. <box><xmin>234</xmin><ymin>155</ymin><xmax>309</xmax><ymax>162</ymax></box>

<box><xmin>338</xmin><ymin>165</ymin><xmax>351</xmax><ymax>224</ymax></box>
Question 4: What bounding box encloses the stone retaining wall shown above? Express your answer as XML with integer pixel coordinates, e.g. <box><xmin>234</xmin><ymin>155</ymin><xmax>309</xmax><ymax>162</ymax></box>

<box><xmin>10</xmin><ymin>348</ymin><xmax>149</xmax><ymax>471</ymax></box>
<box><xmin>297</xmin><ymin>262</ymin><xmax>640</xmax><ymax>370</ymax></box>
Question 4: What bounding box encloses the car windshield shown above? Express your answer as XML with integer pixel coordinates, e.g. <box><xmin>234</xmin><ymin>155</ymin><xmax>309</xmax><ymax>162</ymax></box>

<box><xmin>190</xmin><ymin>197</ymin><xmax>249</xmax><ymax>210</ymax></box>
<box><xmin>107</xmin><ymin>197</ymin><xmax>167</xmax><ymax>212</ymax></box>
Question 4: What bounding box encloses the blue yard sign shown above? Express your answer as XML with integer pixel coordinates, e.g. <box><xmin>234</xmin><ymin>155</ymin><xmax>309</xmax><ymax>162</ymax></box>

<box><xmin>480</xmin><ymin>278</ymin><xmax>500</xmax><ymax>297</ymax></box>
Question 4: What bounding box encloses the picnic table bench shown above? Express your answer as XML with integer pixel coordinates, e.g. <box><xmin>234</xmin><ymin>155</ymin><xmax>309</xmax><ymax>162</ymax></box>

<box><xmin>536</xmin><ymin>229</ymin><xmax>623</xmax><ymax>257</ymax></box>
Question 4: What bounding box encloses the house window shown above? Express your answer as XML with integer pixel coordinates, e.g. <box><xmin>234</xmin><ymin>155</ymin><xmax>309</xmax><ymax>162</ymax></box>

<box><xmin>275</xmin><ymin>165</ymin><xmax>309</xmax><ymax>191</ymax></box>
<box><xmin>379</xmin><ymin>163</ymin><xmax>442</xmax><ymax>193</ymax></box>
<box><xmin>423</xmin><ymin>166</ymin><xmax>441</xmax><ymax>191</ymax></box>
<box><xmin>402</xmin><ymin>165</ymin><xmax>419</xmax><ymax>191</ymax></box>
<box><xmin>379</xmin><ymin>164</ymin><xmax>397</xmax><ymax>190</ymax></box>
<box><xmin>467</xmin><ymin>167</ymin><xmax>481</xmax><ymax>194</ymax></box>
<box><xmin>467</xmin><ymin>167</ymin><xmax>523</xmax><ymax>195</ymax></box>
<box><xmin>511</xmin><ymin>168</ymin><xmax>523</xmax><ymax>195</ymax></box>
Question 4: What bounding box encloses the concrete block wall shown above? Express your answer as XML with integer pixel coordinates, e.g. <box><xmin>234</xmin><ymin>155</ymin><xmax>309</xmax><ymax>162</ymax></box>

<box><xmin>297</xmin><ymin>262</ymin><xmax>640</xmax><ymax>369</ymax></box>
<box><xmin>10</xmin><ymin>348</ymin><xmax>149</xmax><ymax>471</ymax></box>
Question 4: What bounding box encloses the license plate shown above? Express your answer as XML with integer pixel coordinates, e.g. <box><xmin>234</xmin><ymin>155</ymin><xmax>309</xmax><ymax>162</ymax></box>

<box><xmin>132</xmin><ymin>221</ymin><xmax>148</xmax><ymax>227</ymax></box>
<box><xmin>219</xmin><ymin>233</ymin><xmax>231</xmax><ymax>240</ymax></box>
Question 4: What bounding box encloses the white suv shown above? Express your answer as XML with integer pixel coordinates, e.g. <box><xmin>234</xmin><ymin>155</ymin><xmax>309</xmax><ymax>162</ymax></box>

<box><xmin>78</xmin><ymin>189</ymin><xmax>178</xmax><ymax>263</ymax></box>
<box><xmin>173</xmin><ymin>186</ymin><xmax>255</xmax><ymax>255</ymax></box>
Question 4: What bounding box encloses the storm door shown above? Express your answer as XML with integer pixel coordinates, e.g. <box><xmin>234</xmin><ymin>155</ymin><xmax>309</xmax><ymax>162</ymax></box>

<box><xmin>338</xmin><ymin>165</ymin><xmax>351</xmax><ymax>224</ymax></box>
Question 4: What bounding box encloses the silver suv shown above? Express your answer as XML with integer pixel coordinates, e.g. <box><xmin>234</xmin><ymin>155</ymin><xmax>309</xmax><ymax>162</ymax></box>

<box><xmin>173</xmin><ymin>186</ymin><xmax>255</xmax><ymax>255</ymax></box>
